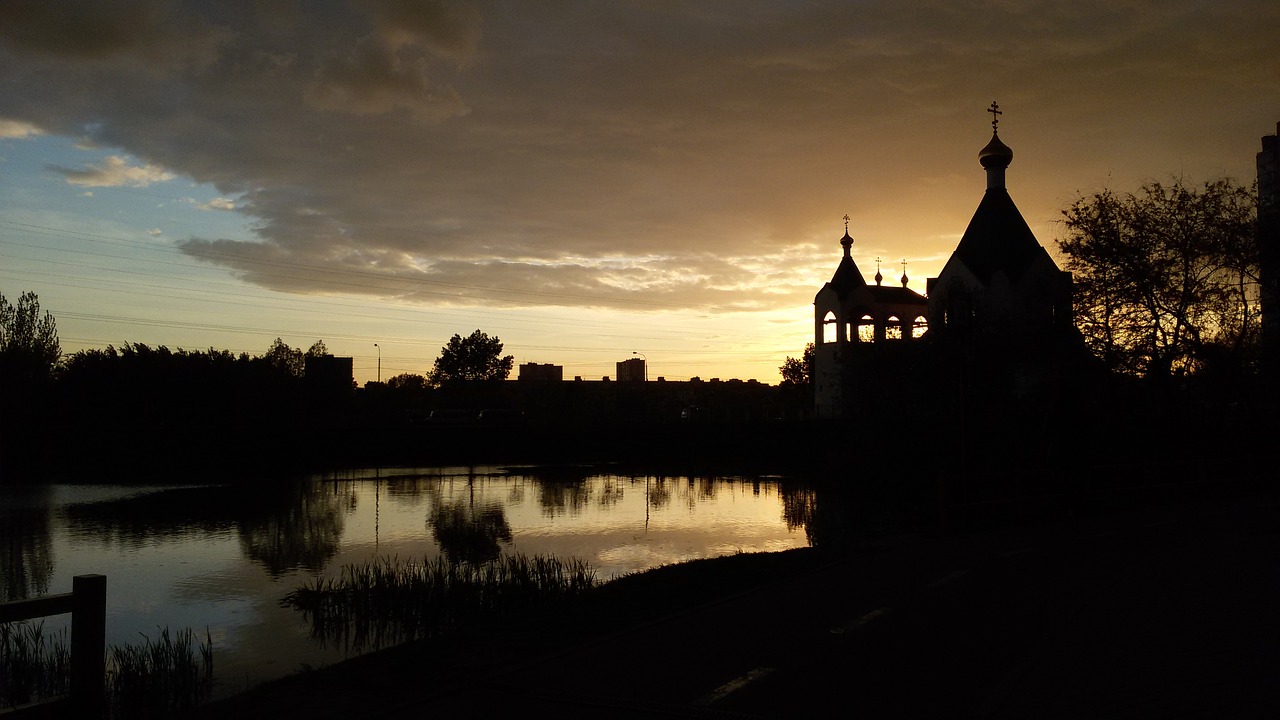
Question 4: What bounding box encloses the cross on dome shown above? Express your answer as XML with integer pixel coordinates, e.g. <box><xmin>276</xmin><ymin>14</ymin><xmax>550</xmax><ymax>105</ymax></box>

<box><xmin>988</xmin><ymin>101</ymin><xmax>1002</xmax><ymax>133</ymax></box>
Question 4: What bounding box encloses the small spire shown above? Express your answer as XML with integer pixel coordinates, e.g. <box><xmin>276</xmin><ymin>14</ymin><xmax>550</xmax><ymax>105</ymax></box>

<box><xmin>874</xmin><ymin>257</ymin><xmax>883</xmax><ymax>286</ymax></box>
<box><xmin>979</xmin><ymin>101</ymin><xmax>1013</xmax><ymax>190</ymax></box>
<box><xmin>840</xmin><ymin>215</ymin><xmax>853</xmax><ymax>256</ymax></box>
<box><xmin>900</xmin><ymin>259</ymin><xmax>909</xmax><ymax>287</ymax></box>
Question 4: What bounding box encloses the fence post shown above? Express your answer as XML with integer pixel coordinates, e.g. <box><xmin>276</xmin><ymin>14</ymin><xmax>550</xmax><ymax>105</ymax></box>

<box><xmin>71</xmin><ymin>574</ymin><xmax>106</xmax><ymax>716</ymax></box>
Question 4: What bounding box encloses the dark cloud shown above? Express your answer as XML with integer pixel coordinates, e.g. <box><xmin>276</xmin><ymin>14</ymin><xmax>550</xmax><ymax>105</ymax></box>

<box><xmin>2</xmin><ymin>1</ymin><xmax>1277</xmax><ymax>314</ymax></box>
<box><xmin>0</xmin><ymin>0</ymin><xmax>227</xmax><ymax>66</ymax></box>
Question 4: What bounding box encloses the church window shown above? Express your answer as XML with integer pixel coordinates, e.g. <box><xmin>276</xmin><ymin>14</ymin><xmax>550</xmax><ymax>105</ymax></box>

<box><xmin>912</xmin><ymin>315</ymin><xmax>928</xmax><ymax>338</ymax></box>
<box><xmin>822</xmin><ymin>311</ymin><xmax>838</xmax><ymax>344</ymax></box>
<box><xmin>857</xmin><ymin>315</ymin><xmax>875</xmax><ymax>342</ymax></box>
<box><xmin>885</xmin><ymin>316</ymin><xmax>902</xmax><ymax>340</ymax></box>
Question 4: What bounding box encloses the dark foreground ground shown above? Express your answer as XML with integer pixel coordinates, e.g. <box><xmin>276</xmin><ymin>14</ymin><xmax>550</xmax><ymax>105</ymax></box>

<box><xmin>189</xmin><ymin>489</ymin><xmax>1280</xmax><ymax>719</ymax></box>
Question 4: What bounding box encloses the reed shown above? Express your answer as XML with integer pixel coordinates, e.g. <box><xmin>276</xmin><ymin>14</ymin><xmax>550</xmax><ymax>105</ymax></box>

<box><xmin>0</xmin><ymin>620</ymin><xmax>213</xmax><ymax>718</ymax></box>
<box><xmin>283</xmin><ymin>553</ymin><xmax>597</xmax><ymax>651</ymax></box>
<box><xmin>0</xmin><ymin>620</ymin><xmax>70</xmax><ymax>709</ymax></box>
<box><xmin>106</xmin><ymin>626</ymin><xmax>214</xmax><ymax>718</ymax></box>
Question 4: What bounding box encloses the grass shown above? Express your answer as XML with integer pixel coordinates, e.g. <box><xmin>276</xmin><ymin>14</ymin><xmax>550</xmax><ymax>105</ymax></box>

<box><xmin>0</xmin><ymin>620</ymin><xmax>212</xmax><ymax>718</ymax></box>
<box><xmin>282</xmin><ymin>553</ymin><xmax>597</xmax><ymax>652</ymax></box>
<box><xmin>0</xmin><ymin>620</ymin><xmax>70</xmax><ymax>709</ymax></box>
<box><xmin>107</xmin><ymin>626</ymin><xmax>214</xmax><ymax>719</ymax></box>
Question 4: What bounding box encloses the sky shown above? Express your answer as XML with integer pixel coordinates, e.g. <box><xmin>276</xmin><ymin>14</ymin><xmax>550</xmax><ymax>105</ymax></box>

<box><xmin>1</xmin><ymin>1</ymin><xmax>1277</xmax><ymax>385</ymax></box>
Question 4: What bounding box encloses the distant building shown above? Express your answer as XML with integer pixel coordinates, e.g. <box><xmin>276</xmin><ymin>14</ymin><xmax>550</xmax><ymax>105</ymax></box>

<box><xmin>616</xmin><ymin>357</ymin><xmax>645</xmax><ymax>382</ymax></box>
<box><xmin>304</xmin><ymin>354</ymin><xmax>354</xmax><ymax>396</ymax></box>
<box><xmin>518</xmin><ymin>362</ymin><xmax>563</xmax><ymax>382</ymax></box>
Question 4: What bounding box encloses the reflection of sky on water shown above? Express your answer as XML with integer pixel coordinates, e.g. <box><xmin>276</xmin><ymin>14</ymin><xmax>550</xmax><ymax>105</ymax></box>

<box><xmin>2</xmin><ymin>470</ymin><xmax>809</xmax><ymax>698</ymax></box>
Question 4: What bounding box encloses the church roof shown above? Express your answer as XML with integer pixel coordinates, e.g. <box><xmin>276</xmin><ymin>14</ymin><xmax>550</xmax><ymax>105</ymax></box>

<box><xmin>826</xmin><ymin>230</ymin><xmax>867</xmax><ymax>299</ymax></box>
<box><xmin>952</xmin><ymin>187</ymin><xmax>1046</xmax><ymax>285</ymax></box>
<box><xmin>867</xmin><ymin>285</ymin><xmax>928</xmax><ymax>306</ymax></box>
<box><xmin>950</xmin><ymin>109</ymin><xmax>1049</xmax><ymax>286</ymax></box>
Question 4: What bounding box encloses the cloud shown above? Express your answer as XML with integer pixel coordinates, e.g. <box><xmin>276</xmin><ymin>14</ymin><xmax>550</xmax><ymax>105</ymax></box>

<box><xmin>0</xmin><ymin>0</ymin><xmax>226</xmax><ymax>67</ymax></box>
<box><xmin>191</xmin><ymin>197</ymin><xmax>236</xmax><ymax>211</ymax></box>
<box><xmin>304</xmin><ymin>0</ymin><xmax>479</xmax><ymax>120</ymax></box>
<box><xmin>51</xmin><ymin>156</ymin><xmax>175</xmax><ymax>188</ymax></box>
<box><xmin>2</xmin><ymin>1</ymin><xmax>1277</xmax><ymax>315</ymax></box>
<box><xmin>0</xmin><ymin>118</ymin><xmax>41</xmax><ymax>138</ymax></box>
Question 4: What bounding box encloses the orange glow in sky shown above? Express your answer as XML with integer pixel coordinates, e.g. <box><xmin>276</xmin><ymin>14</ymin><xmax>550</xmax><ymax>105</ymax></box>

<box><xmin>1</xmin><ymin>2</ymin><xmax>1276</xmax><ymax>383</ymax></box>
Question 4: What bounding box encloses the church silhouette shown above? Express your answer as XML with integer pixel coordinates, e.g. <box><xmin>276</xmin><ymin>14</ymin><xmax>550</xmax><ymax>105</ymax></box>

<box><xmin>814</xmin><ymin>103</ymin><xmax>1081</xmax><ymax>418</ymax></box>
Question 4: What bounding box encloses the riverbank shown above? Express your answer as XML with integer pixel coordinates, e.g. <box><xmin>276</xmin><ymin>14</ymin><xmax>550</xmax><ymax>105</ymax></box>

<box><xmin>189</xmin><ymin>484</ymin><xmax>1280</xmax><ymax>718</ymax></box>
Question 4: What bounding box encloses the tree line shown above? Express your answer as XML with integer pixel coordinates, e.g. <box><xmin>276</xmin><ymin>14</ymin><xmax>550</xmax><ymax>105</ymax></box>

<box><xmin>0</xmin><ymin>295</ymin><xmax>514</xmax><ymax>398</ymax></box>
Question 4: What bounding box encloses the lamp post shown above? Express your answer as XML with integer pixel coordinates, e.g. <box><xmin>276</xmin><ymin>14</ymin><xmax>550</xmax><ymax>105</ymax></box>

<box><xmin>632</xmin><ymin>351</ymin><xmax>647</xmax><ymax>382</ymax></box>
<box><xmin>374</xmin><ymin>343</ymin><xmax>381</xmax><ymax>384</ymax></box>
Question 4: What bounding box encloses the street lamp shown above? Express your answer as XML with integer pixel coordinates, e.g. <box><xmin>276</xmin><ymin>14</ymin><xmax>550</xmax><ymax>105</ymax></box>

<box><xmin>374</xmin><ymin>343</ymin><xmax>381</xmax><ymax>383</ymax></box>
<box><xmin>632</xmin><ymin>351</ymin><xmax>647</xmax><ymax>382</ymax></box>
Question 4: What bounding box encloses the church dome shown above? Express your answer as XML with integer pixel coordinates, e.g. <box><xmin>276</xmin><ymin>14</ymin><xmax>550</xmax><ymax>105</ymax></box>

<box><xmin>979</xmin><ymin>132</ymin><xmax>1013</xmax><ymax>169</ymax></box>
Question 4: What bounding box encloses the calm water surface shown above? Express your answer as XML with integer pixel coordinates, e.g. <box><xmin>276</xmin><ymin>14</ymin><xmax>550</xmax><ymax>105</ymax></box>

<box><xmin>1</xmin><ymin>467</ymin><xmax>814</xmax><ymax>698</ymax></box>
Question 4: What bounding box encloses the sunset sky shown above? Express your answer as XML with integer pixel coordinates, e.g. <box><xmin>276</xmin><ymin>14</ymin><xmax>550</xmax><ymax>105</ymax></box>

<box><xmin>1</xmin><ymin>1</ymin><xmax>1277</xmax><ymax>384</ymax></box>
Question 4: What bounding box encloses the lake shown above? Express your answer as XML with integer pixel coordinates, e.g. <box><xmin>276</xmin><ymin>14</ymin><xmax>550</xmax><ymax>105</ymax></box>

<box><xmin>1</xmin><ymin>466</ymin><xmax>816</xmax><ymax>699</ymax></box>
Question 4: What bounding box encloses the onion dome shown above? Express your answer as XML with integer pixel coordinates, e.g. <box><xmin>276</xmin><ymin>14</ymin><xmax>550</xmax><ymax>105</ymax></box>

<box><xmin>979</xmin><ymin>132</ymin><xmax>1013</xmax><ymax>170</ymax></box>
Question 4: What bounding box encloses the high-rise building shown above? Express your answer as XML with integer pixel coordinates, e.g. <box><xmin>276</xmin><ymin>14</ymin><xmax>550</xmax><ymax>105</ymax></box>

<box><xmin>518</xmin><ymin>362</ymin><xmax>563</xmax><ymax>382</ymax></box>
<box><xmin>1258</xmin><ymin>122</ymin><xmax>1279</xmax><ymax>379</ymax></box>
<box><xmin>616</xmin><ymin>357</ymin><xmax>645</xmax><ymax>382</ymax></box>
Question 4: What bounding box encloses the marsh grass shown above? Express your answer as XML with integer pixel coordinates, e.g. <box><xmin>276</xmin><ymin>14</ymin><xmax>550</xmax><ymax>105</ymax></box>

<box><xmin>107</xmin><ymin>626</ymin><xmax>214</xmax><ymax>718</ymax></box>
<box><xmin>0</xmin><ymin>620</ymin><xmax>212</xmax><ymax>718</ymax></box>
<box><xmin>0</xmin><ymin>620</ymin><xmax>70</xmax><ymax>709</ymax></box>
<box><xmin>283</xmin><ymin>553</ymin><xmax>597</xmax><ymax>652</ymax></box>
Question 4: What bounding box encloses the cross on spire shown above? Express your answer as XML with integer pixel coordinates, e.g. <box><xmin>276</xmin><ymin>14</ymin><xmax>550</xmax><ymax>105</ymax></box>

<box><xmin>988</xmin><ymin>101</ymin><xmax>1002</xmax><ymax>132</ymax></box>
<box><xmin>843</xmin><ymin>213</ymin><xmax>850</xmax><ymax>232</ymax></box>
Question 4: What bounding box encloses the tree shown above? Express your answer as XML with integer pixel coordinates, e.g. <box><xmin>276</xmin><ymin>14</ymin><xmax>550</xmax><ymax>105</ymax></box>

<box><xmin>306</xmin><ymin>340</ymin><xmax>329</xmax><ymax>357</ymax></box>
<box><xmin>0</xmin><ymin>290</ymin><xmax>60</xmax><ymax>384</ymax></box>
<box><xmin>1058</xmin><ymin>178</ymin><xmax>1257</xmax><ymax>378</ymax></box>
<box><xmin>262</xmin><ymin>337</ymin><xmax>305</xmax><ymax>377</ymax></box>
<box><xmin>386</xmin><ymin>373</ymin><xmax>429</xmax><ymax>391</ymax></box>
<box><xmin>427</xmin><ymin>330</ymin><xmax>514</xmax><ymax>387</ymax></box>
<box><xmin>779</xmin><ymin>343</ymin><xmax>815</xmax><ymax>386</ymax></box>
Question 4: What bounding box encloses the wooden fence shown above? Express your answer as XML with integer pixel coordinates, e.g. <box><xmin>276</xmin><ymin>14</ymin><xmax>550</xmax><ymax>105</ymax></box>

<box><xmin>0</xmin><ymin>574</ymin><xmax>106</xmax><ymax>716</ymax></box>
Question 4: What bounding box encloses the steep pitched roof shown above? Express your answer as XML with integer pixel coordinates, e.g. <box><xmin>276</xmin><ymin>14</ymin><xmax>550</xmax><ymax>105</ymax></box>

<box><xmin>825</xmin><ymin>231</ymin><xmax>867</xmax><ymax>299</ymax></box>
<box><xmin>952</xmin><ymin>187</ymin><xmax>1046</xmax><ymax>285</ymax></box>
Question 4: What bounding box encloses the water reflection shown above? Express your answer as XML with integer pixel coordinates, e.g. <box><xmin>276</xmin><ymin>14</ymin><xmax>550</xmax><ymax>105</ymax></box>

<box><xmin>7</xmin><ymin>472</ymin><xmax>871</xmax><ymax>600</ymax></box>
<box><xmin>427</xmin><ymin>503</ymin><xmax>512</xmax><ymax>565</ymax></box>
<box><xmin>781</xmin><ymin>485</ymin><xmax>819</xmax><ymax>544</ymax></box>
<box><xmin>646</xmin><ymin>476</ymin><xmax>672</xmax><ymax>510</ymax></box>
<box><xmin>2</xmin><ymin>469</ymin><xmax>825</xmax><ymax>698</ymax></box>
<box><xmin>61</xmin><ymin>486</ymin><xmax>238</xmax><ymax>545</ymax></box>
<box><xmin>56</xmin><ymin>482</ymin><xmax>348</xmax><ymax>577</ymax></box>
<box><xmin>1</xmin><ymin>486</ymin><xmax>55</xmax><ymax>600</ymax></box>
<box><xmin>238</xmin><ymin>481</ymin><xmax>346</xmax><ymax>577</ymax></box>
<box><xmin>535</xmin><ymin>478</ymin><xmax>593</xmax><ymax>516</ymax></box>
